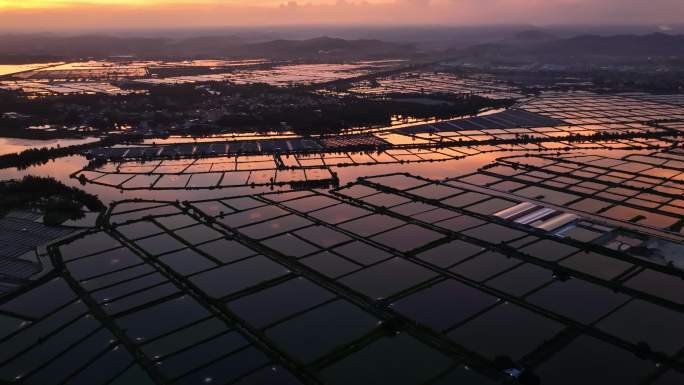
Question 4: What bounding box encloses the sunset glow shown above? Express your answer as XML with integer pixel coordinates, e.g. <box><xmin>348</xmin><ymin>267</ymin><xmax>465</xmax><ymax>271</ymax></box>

<box><xmin>1</xmin><ymin>0</ymin><xmax>291</xmax><ymax>8</ymax></box>
<box><xmin>0</xmin><ymin>0</ymin><xmax>682</xmax><ymax>29</ymax></box>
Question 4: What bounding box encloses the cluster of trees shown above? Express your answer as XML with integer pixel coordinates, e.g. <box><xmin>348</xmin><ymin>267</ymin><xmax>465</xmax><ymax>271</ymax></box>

<box><xmin>0</xmin><ymin>146</ymin><xmax>86</xmax><ymax>170</ymax></box>
<box><xmin>0</xmin><ymin>176</ymin><xmax>105</xmax><ymax>226</ymax></box>
<box><xmin>2</xmin><ymin>81</ymin><xmax>514</xmax><ymax>138</ymax></box>
<box><xmin>216</xmin><ymin>92</ymin><xmax>513</xmax><ymax>135</ymax></box>
<box><xmin>0</xmin><ymin>135</ymin><xmax>140</xmax><ymax>170</ymax></box>
<box><xmin>1</xmin><ymin>83</ymin><xmax>283</xmax><ymax>134</ymax></box>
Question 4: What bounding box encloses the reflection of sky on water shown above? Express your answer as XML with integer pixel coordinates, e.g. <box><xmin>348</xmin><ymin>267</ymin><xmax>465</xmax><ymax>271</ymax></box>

<box><xmin>0</xmin><ymin>146</ymin><xmax>659</xmax><ymax>206</ymax></box>
<box><xmin>0</xmin><ymin>137</ymin><xmax>99</xmax><ymax>156</ymax></box>
<box><xmin>1</xmin><ymin>143</ymin><xmax>683</xmax><ymax>384</ymax></box>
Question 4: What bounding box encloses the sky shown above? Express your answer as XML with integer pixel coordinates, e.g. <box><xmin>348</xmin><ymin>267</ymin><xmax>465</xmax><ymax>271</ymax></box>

<box><xmin>0</xmin><ymin>0</ymin><xmax>682</xmax><ymax>30</ymax></box>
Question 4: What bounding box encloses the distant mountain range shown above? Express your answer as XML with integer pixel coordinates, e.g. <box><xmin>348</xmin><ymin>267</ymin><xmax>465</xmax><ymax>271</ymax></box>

<box><xmin>1</xmin><ymin>32</ymin><xmax>683</xmax><ymax>64</ymax></box>
<box><xmin>238</xmin><ymin>37</ymin><xmax>415</xmax><ymax>58</ymax></box>
<box><xmin>531</xmin><ymin>33</ymin><xmax>684</xmax><ymax>57</ymax></box>
<box><xmin>457</xmin><ymin>32</ymin><xmax>684</xmax><ymax>64</ymax></box>
<box><xmin>0</xmin><ymin>34</ymin><xmax>416</xmax><ymax>62</ymax></box>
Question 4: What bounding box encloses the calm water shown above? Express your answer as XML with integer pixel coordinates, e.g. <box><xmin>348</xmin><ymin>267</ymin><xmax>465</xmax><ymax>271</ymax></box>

<box><xmin>0</xmin><ymin>63</ymin><xmax>62</xmax><ymax>76</ymax></box>
<box><xmin>1</xmin><ymin>92</ymin><xmax>683</xmax><ymax>385</ymax></box>
<box><xmin>0</xmin><ymin>137</ymin><xmax>99</xmax><ymax>156</ymax></box>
